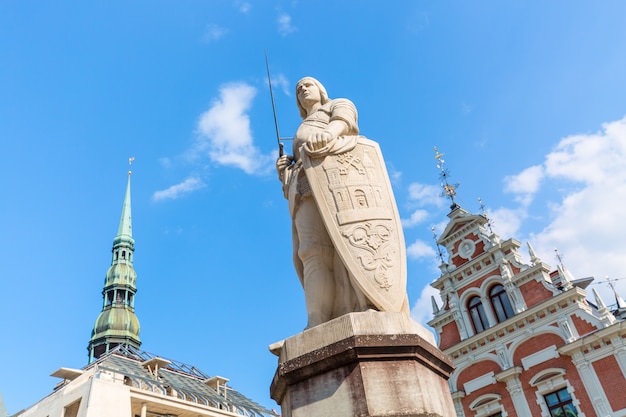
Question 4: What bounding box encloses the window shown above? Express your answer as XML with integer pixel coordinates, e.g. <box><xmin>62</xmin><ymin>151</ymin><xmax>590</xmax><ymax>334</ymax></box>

<box><xmin>64</xmin><ymin>399</ymin><xmax>82</xmax><ymax>417</ymax></box>
<box><xmin>468</xmin><ymin>296</ymin><xmax>489</xmax><ymax>333</ymax></box>
<box><xmin>469</xmin><ymin>394</ymin><xmax>505</xmax><ymax>417</ymax></box>
<box><xmin>490</xmin><ymin>284</ymin><xmax>514</xmax><ymax>323</ymax></box>
<box><xmin>544</xmin><ymin>388</ymin><xmax>578</xmax><ymax>417</ymax></box>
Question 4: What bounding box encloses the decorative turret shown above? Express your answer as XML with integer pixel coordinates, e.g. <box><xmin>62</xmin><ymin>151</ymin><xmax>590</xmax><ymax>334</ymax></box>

<box><xmin>88</xmin><ymin>160</ymin><xmax>141</xmax><ymax>362</ymax></box>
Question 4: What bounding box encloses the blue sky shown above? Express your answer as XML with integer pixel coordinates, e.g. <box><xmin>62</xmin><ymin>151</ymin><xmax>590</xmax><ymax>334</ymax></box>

<box><xmin>2</xmin><ymin>1</ymin><xmax>626</xmax><ymax>413</ymax></box>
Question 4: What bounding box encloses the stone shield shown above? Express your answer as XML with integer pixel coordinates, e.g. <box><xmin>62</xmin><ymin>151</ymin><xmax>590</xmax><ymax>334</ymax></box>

<box><xmin>302</xmin><ymin>137</ymin><xmax>407</xmax><ymax>312</ymax></box>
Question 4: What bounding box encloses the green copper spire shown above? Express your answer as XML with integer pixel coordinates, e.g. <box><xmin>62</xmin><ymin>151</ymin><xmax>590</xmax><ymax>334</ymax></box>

<box><xmin>115</xmin><ymin>169</ymin><xmax>133</xmax><ymax>243</ymax></box>
<box><xmin>88</xmin><ymin>162</ymin><xmax>141</xmax><ymax>362</ymax></box>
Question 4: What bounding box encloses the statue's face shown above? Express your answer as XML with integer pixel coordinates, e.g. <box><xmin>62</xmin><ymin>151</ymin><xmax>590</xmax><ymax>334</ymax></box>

<box><xmin>297</xmin><ymin>79</ymin><xmax>321</xmax><ymax>110</ymax></box>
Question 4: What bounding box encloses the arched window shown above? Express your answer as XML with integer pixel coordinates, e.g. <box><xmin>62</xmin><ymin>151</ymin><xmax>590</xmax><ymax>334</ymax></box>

<box><xmin>468</xmin><ymin>296</ymin><xmax>489</xmax><ymax>333</ymax></box>
<box><xmin>355</xmin><ymin>190</ymin><xmax>368</xmax><ymax>207</ymax></box>
<box><xmin>490</xmin><ymin>284</ymin><xmax>514</xmax><ymax>323</ymax></box>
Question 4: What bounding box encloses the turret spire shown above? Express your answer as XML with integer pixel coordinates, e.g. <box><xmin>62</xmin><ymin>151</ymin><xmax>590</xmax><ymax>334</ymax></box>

<box><xmin>88</xmin><ymin>159</ymin><xmax>141</xmax><ymax>362</ymax></box>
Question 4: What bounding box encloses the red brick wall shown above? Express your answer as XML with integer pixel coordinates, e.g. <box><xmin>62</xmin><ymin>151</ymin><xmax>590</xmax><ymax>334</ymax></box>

<box><xmin>519</xmin><ymin>279</ymin><xmax>553</xmax><ymax>307</ymax></box>
<box><xmin>439</xmin><ymin>321</ymin><xmax>461</xmax><ymax>351</ymax></box>
<box><xmin>475</xmin><ymin>240</ymin><xmax>485</xmax><ymax>256</ymax></box>
<box><xmin>513</xmin><ymin>333</ymin><xmax>594</xmax><ymax>416</ymax></box>
<box><xmin>456</xmin><ymin>361</ymin><xmax>517</xmax><ymax>417</ymax></box>
<box><xmin>592</xmin><ymin>355</ymin><xmax>626</xmax><ymax>411</ymax></box>
<box><xmin>570</xmin><ymin>314</ymin><xmax>598</xmax><ymax>337</ymax></box>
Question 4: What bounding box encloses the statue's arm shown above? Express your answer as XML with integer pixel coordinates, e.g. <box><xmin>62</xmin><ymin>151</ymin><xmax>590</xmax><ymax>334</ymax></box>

<box><xmin>329</xmin><ymin>98</ymin><xmax>359</xmax><ymax>136</ymax></box>
<box><xmin>276</xmin><ymin>154</ymin><xmax>294</xmax><ymax>199</ymax></box>
<box><xmin>306</xmin><ymin>99</ymin><xmax>359</xmax><ymax>152</ymax></box>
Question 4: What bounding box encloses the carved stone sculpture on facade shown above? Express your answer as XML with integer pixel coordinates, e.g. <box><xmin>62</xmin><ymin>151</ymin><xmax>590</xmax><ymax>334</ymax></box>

<box><xmin>276</xmin><ymin>77</ymin><xmax>409</xmax><ymax>328</ymax></box>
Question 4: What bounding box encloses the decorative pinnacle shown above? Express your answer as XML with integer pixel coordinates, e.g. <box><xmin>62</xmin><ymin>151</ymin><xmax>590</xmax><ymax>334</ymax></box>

<box><xmin>601</xmin><ymin>276</ymin><xmax>626</xmax><ymax>309</ymax></box>
<box><xmin>554</xmin><ymin>248</ymin><xmax>564</xmax><ymax>266</ymax></box>
<box><xmin>434</xmin><ymin>147</ymin><xmax>460</xmax><ymax>210</ymax></box>
<box><xmin>128</xmin><ymin>157</ymin><xmax>135</xmax><ymax>175</ymax></box>
<box><xmin>478</xmin><ymin>197</ymin><xmax>494</xmax><ymax>234</ymax></box>
<box><xmin>432</xmin><ymin>226</ymin><xmax>446</xmax><ymax>264</ymax></box>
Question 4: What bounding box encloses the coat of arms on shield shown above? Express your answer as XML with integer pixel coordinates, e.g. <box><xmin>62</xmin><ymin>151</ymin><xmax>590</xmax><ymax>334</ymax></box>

<box><xmin>302</xmin><ymin>137</ymin><xmax>407</xmax><ymax>313</ymax></box>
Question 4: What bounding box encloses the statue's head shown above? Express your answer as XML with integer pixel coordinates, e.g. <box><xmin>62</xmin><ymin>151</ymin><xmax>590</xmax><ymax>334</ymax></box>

<box><xmin>296</xmin><ymin>77</ymin><xmax>329</xmax><ymax>119</ymax></box>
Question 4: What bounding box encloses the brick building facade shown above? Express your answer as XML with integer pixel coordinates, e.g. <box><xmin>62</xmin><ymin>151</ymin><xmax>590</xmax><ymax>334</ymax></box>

<box><xmin>428</xmin><ymin>204</ymin><xmax>626</xmax><ymax>417</ymax></box>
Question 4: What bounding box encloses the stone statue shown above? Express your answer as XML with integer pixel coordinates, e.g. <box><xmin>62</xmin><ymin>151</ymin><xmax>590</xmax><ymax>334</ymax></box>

<box><xmin>276</xmin><ymin>77</ymin><xmax>409</xmax><ymax>328</ymax></box>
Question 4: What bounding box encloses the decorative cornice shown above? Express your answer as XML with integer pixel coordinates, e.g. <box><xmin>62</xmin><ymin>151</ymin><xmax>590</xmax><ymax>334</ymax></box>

<box><xmin>495</xmin><ymin>366</ymin><xmax>522</xmax><ymax>382</ymax></box>
<box><xmin>558</xmin><ymin>320</ymin><xmax>626</xmax><ymax>356</ymax></box>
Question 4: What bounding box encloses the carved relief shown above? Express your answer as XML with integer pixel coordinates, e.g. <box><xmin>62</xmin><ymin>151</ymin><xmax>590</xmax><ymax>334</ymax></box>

<box><xmin>343</xmin><ymin>222</ymin><xmax>395</xmax><ymax>290</ymax></box>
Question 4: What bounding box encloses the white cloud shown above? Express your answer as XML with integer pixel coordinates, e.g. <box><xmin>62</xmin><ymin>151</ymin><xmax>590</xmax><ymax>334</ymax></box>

<box><xmin>277</xmin><ymin>13</ymin><xmax>296</xmax><ymax>36</ymax></box>
<box><xmin>402</xmin><ymin>209</ymin><xmax>429</xmax><ymax>228</ymax></box>
<box><xmin>410</xmin><ymin>285</ymin><xmax>440</xmax><ymax>331</ymax></box>
<box><xmin>520</xmin><ymin>116</ymin><xmax>626</xmax><ymax>300</ymax></box>
<box><xmin>158</xmin><ymin>157</ymin><xmax>171</xmax><ymax>169</ymax></box>
<box><xmin>195</xmin><ymin>82</ymin><xmax>273</xmax><ymax>175</ymax></box>
<box><xmin>504</xmin><ymin>164</ymin><xmax>544</xmax><ymax>206</ymax></box>
<box><xmin>203</xmin><ymin>24</ymin><xmax>228</xmax><ymax>43</ymax></box>
<box><xmin>407</xmin><ymin>182</ymin><xmax>442</xmax><ymax>206</ymax></box>
<box><xmin>407</xmin><ymin>238</ymin><xmax>436</xmax><ymax>261</ymax></box>
<box><xmin>152</xmin><ymin>176</ymin><xmax>206</xmax><ymax>202</ymax></box>
<box><xmin>388</xmin><ymin>166</ymin><xmax>402</xmax><ymax>183</ymax></box>
<box><xmin>236</xmin><ymin>2</ymin><xmax>251</xmax><ymax>13</ymax></box>
<box><xmin>271</xmin><ymin>72</ymin><xmax>291</xmax><ymax>96</ymax></box>
<box><xmin>487</xmin><ymin>207</ymin><xmax>526</xmax><ymax>241</ymax></box>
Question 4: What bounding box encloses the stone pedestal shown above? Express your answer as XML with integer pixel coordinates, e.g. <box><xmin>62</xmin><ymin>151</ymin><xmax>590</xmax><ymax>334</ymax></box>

<box><xmin>269</xmin><ymin>311</ymin><xmax>456</xmax><ymax>417</ymax></box>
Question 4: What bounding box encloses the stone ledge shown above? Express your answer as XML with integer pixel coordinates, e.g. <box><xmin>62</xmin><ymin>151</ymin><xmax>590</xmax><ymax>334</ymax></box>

<box><xmin>270</xmin><ymin>311</ymin><xmax>438</xmax><ymax>363</ymax></box>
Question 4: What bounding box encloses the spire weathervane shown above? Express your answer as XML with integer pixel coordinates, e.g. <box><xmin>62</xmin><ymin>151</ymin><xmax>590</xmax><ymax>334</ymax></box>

<box><xmin>432</xmin><ymin>226</ymin><xmax>446</xmax><ymax>265</ymax></box>
<box><xmin>478</xmin><ymin>197</ymin><xmax>494</xmax><ymax>234</ymax></box>
<box><xmin>434</xmin><ymin>147</ymin><xmax>460</xmax><ymax>210</ymax></box>
<box><xmin>554</xmin><ymin>248</ymin><xmax>564</xmax><ymax>266</ymax></box>
<box><xmin>128</xmin><ymin>157</ymin><xmax>135</xmax><ymax>175</ymax></box>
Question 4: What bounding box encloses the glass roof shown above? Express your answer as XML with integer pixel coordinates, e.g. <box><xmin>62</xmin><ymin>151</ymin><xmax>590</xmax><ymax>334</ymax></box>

<box><xmin>86</xmin><ymin>345</ymin><xmax>278</xmax><ymax>417</ymax></box>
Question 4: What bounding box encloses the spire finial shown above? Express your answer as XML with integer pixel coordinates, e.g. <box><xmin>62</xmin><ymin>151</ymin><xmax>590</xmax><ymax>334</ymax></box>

<box><xmin>527</xmin><ymin>241</ymin><xmax>540</xmax><ymax>265</ymax></box>
<box><xmin>553</xmin><ymin>248</ymin><xmax>574</xmax><ymax>290</ymax></box>
<box><xmin>431</xmin><ymin>295</ymin><xmax>441</xmax><ymax>315</ymax></box>
<box><xmin>554</xmin><ymin>248</ymin><xmax>564</xmax><ymax>266</ymax></box>
<box><xmin>432</xmin><ymin>226</ymin><xmax>446</xmax><ymax>265</ymax></box>
<box><xmin>128</xmin><ymin>157</ymin><xmax>135</xmax><ymax>175</ymax></box>
<box><xmin>434</xmin><ymin>146</ymin><xmax>460</xmax><ymax>210</ymax></box>
<box><xmin>603</xmin><ymin>276</ymin><xmax>626</xmax><ymax>309</ymax></box>
<box><xmin>478</xmin><ymin>197</ymin><xmax>494</xmax><ymax>234</ymax></box>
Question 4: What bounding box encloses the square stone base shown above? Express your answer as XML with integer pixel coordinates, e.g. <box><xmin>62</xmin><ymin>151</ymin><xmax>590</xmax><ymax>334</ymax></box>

<box><xmin>270</xmin><ymin>311</ymin><xmax>456</xmax><ymax>417</ymax></box>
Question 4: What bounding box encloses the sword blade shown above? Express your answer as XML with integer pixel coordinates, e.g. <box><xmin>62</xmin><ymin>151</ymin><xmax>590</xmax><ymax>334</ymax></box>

<box><xmin>264</xmin><ymin>50</ymin><xmax>283</xmax><ymax>156</ymax></box>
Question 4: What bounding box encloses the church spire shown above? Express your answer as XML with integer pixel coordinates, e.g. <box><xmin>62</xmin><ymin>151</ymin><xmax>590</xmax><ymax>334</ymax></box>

<box><xmin>88</xmin><ymin>159</ymin><xmax>141</xmax><ymax>362</ymax></box>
